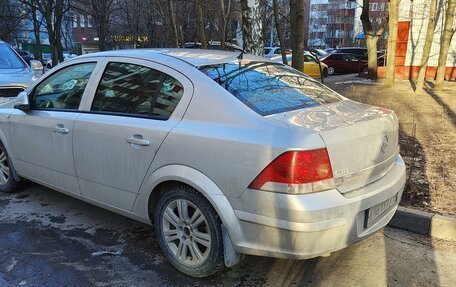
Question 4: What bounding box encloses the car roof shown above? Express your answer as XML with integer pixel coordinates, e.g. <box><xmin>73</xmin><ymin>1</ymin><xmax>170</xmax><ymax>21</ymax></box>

<box><xmin>337</xmin><ymin>47</ymin><xmax>367</xmax><ymax>50</ymax></box>
<box><xmin>326</xmin><ymin>52</ymin><xmax>357</xmax><ymax>55</ymax></box>
<box><xmin>76</xmin><ymin>48</ymin><xmax>271</xmax><ymax>67</ymax></box>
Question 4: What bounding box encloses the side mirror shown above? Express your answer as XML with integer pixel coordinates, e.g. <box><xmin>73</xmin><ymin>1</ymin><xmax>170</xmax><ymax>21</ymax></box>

<box><xmin>30</xmin><ymin>60</ymin><xmax>43</xmax><ymax>76</ymax></box>
<box><xmin>30</xmin><ymin>60</ymin><xmax>43</xmax><ymax>71</ymax></box>
<box><xmin>14</xmin><ymin>91</ymin><xmax>30</xmax><ymax>110</ymax></box>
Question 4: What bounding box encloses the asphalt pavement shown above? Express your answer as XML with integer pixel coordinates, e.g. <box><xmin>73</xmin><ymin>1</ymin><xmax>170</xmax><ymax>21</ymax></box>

<box><xmin>1</xmin><ymin>182</ymin><xmax>455</xmax><ymax>287</ymax></box>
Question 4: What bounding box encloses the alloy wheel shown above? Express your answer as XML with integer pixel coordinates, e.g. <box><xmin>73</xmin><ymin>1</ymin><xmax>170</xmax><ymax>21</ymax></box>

<box><xmin>0</xmin><ymin>147</ymin><xmax>9</xmax><ymax>185</ymax></box>
<box><xmin>162</xmin><ymin>199</ymin><xmax>212</xmax><ymax>267</ymax></box>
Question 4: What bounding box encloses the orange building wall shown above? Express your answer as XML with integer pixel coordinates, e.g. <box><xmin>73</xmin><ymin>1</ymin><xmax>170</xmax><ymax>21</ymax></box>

<box><xmin>378</xmin><ymin>21</ymin><xmax>456</xmax><ymax>81</ymax></box>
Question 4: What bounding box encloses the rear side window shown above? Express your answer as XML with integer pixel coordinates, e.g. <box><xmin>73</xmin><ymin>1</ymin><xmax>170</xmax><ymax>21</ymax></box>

<box><xmin>329</xmin><ymin>54</ymin><xmax>343</xmax><ymax>61</ymax></box>
<box><xmin>92</xmin><ymin>62</ymin><xmax>184</xmax><ymax>120</ymax></box>
<box><xmin>200</xmin><ymin>62</ymin><xmax>341</xmax><ymax>116</ymax></box>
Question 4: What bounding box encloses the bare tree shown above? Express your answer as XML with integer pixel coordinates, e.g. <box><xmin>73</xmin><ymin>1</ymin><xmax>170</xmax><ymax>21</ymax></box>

<box><xmin>0</xmin><ymin>0</ymin><xmax>27</xmax><ymax>44</ymax></box>
<box><xmin>385</xmin><ymin>0</ymin><xmax>399</xmax><ymax>86</ymax></box>
<box><xmin>290</xmin><ymin>0</ymin><xmax>305</xmax><ymax>71</ymax></box>
<box><xmin>241</xmin><ymin>0</ymin><xmax>263</xmax><ymax>55</ymax></box>
<box><xmin>435</xmin><ymin>0</ymin><xmax>456</xmax><ymax>90</ymax></box>
<box><xmin>273</xmin><ymin>0</ymin><xmax>287</xmax><ymax>64</ymax></box>
<box><xmin>118</xmin><ymin>0</ymin><xmax>145</xmax><ymax>48</ymax></box>
<box><xmin>195</xmin><ymin>0</ymin><xmax>207</xmax><ymax>48</ymax></box>
<box><xmin>86</xmin><ymin>0</ymin><xmax>115</xmax><ymax>51</ymax></box>
<box><xmin>20</xmin><ymin>0</ymin><xmax>69</xmax><ymax>66</ymax></box>
<box><xmin>415</xmin><ymin>0</ymin><xmax>438</xmax><ymax>93</ymax></box>
<box><xmin>24</xmin><ymin>0</ymin><xmax>45</xmax><ymax>61</ymax></box>
<box><xmin>360</xmin><ymin>0</ymin><xmax>388</xmax><ymax>80</ymax></box>
<box><xmin>168</xmin><ymin>0</ymin><xmax>180</xmax><ymax>47</ymax></box>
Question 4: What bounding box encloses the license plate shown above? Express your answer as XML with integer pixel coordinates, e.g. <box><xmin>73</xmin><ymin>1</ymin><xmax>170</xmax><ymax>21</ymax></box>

<box><xmin>364</xmin><ymin>194</ymin><xmax>398</xmax><ymax>228</ymax></box>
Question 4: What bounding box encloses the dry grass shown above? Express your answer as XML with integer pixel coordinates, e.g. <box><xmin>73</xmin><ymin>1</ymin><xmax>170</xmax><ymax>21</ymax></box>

<box><xmin>326</xmin><ymin>77</ymin><xmax>456</xmax><ymax>216</ymax></box>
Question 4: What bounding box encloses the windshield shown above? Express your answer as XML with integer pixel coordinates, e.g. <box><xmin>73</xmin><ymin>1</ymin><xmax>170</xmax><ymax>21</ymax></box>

<box><xmin>200</xmin><ymin>62</ymin><xmax>341</xmax><ymax>116</ymax></box>
<box><xmin>0</xmin><ymin>43</ymin><xmax>27</xmax><ymax>69</ymax></box>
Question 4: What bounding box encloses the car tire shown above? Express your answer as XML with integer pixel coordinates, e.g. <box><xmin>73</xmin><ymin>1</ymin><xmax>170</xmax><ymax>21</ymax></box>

<box><xmin>154</xmin><ymin>184</ymin><xmax>224</xmax><ymax>278</ymax></box>
<box><xmin>0</xmin><ymin>142</ymin><xmax>21</xmax><ymax>193</ymax></box>
<box><xmin>328</xmin><ymin>67</ymin><xmax>335</xmax><ymax>75</ymax></box>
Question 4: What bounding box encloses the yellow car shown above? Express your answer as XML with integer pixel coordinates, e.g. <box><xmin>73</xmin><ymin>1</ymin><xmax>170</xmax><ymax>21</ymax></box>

<box><xmin>271</xmin><ymin>53</ymin><xmax>329</xmax><ymax>78</ymax></box>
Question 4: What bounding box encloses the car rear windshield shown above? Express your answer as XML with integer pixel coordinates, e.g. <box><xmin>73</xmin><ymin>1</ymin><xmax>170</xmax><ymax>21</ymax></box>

<box><xmin>200</xmin><ymin>62</ymin><xmax>341</xmax><ymax>116</ymax></box>
<box><xmin>0</xmin><ymin>43</ymin><xmax>26</xmax><ymax>69</ymax></box>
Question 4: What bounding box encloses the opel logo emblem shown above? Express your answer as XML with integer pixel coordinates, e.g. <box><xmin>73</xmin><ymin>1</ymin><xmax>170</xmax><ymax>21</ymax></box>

<box><xmin>381</xmin><ymin>135</ymin><xmax>389</xmax><ymax>153</ymax></box>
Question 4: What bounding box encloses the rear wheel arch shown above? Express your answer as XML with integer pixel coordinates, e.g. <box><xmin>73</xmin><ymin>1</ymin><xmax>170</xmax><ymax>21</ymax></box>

<box><xmin>140</xmin><ymin>166</ymin><xmax>241</xmax><ymax>239</ymax></box>
<box><xmin>0</xmin><ymin>131</ymin><xmax>21</xmax><ymax>182</ymax></box>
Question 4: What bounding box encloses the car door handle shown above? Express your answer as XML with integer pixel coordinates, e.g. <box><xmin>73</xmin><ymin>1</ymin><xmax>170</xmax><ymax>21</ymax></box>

<box><xmin>53</xmin><ymin>125</ymin><xmax>69</xmax><ymax>134</ymax></box>
<box><xmin>127</xmin><ymin>135</ymin><xmax>151</xmax><ymax>146</ymax></box>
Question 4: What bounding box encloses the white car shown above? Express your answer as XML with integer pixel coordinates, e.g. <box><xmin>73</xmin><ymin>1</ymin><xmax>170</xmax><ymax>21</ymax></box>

<box><xmin>46</xmin><ymin>53</ymin><xmax>78</xmax><ymax>69</ymax></box>
<box><xmin>264</xmin><ymin>46</ymin><xmax>290</xmax><ymax>58</ymax></box>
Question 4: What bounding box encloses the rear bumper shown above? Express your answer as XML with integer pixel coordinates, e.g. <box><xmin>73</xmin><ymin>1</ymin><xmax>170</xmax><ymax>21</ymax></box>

<box><xmin>229</xmin><ymin>155</ymin><xmax>406</xmax><ymax>259</ymax></box>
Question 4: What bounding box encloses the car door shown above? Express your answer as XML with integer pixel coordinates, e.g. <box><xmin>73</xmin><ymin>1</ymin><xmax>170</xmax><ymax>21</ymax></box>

<box><xmin>9</xmin><ymin>61</ymin><xmax>100</xmax><ymax>194</ymax></box>
<box><xmin>303</xmin><ymin>55</ymin><xmax>320</xmax><ymax>78</ymax></box>
<box><xmin>343</xmin><ymin>54</ymin><xmax>360</xmax><ymax>72</ymax></box>
<box><xmin>73</xmin><ymin>58</ymin><xmax>193</xmax><ymax>211</ymax></box>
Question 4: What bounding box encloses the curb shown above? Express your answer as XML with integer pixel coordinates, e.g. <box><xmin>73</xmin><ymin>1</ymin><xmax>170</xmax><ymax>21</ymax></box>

<box><xmin>388</xmin><ymin>206</ymin><xmax>456</xmax><ymax>241</ymax></box>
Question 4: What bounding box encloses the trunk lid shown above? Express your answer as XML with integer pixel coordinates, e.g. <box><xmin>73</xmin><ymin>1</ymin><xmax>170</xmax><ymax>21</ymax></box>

<box><xmin>270</xmin><ymin>100</ymin><xmax>399</xmax><ymax>194</ymax></box>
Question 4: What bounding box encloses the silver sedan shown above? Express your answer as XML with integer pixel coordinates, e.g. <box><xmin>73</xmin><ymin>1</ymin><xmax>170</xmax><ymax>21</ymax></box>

<box><xmin>0</xmin><ymin>49</ymin><xmax>406</xmax><ymax>277</ymax></box>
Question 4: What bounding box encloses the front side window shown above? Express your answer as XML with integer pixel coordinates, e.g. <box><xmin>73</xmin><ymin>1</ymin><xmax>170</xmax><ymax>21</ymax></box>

<box><xmin>91</xmin><ymin>62</ymin><xmax>184</xmax><ymax>120</ymax></box>
<box><xmin>32</xmin><ymin>63</ymin><xmax>96</xmax><ymax>110</ymax></box>
<box><xmin>304</xmin><ymin>55</ymin><xmax>317</xmax><ymax>63</ymax></box>
<box><xmin>200</xmin><ymin>62</ymin><xmax>341</xmax><ymax>116</ymax></box>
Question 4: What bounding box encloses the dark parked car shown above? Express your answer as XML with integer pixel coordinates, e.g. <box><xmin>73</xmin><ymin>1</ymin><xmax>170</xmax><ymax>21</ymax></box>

<box><xmin>321</xmin><ymin>53</ymin><xmax>366</xmax><ymax>75</ymax></box>
<box><xmin>17</xmin><ymin>51</ymin><xmax>35</xmax><ymax>65</ymax></box>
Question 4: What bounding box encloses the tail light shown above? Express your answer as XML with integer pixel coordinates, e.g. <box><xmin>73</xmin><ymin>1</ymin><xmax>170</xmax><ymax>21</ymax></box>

<box><xmin>248</xmin><ymin>148</ymin><xmax>335</xmax><ymax>194</ymax></box>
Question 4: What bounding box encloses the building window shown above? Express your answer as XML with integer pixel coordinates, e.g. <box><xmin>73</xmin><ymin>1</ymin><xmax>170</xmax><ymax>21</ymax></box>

<box><xmin>87</xmin><ymin>15</ymin><xmax>92</xmax><ymax>28</ymax></box>
<box><xmin>80</xmin><ymin>14</ymin><xmax>85</xmax><ymax>28</ymax></box>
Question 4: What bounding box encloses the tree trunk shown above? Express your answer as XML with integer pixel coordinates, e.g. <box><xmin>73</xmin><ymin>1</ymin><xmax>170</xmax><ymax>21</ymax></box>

<box><xmin>273</xmin><ymin>0</ymin><xmax>287</xmax><ymax>65</ymax></box>
<box><xmin>415</xmin><ymin>0</ymin><xmax>438</xmax><ymax>93</ymax></box>
<box><xmin>31</xmin><ymin>1</ymin><xmax>42</xmax><ymax>62</ymax></box>
<box><xmin>219</xmin><ymin>0</ymin><xmax>227</xmax><ymax>50</ymax></box>
<box><xmin>167</xmin><ymin>0</ymin><xmax>180</xmax><ymax>47</ymax></box>
<box><xmin>366</xmin><ymin>37</ymin><xmax>379</xmax><ymax>79</ymax></box>
<box><xmin>385</xmin><ymin>0</ymin><xmax>399</xmax><ymax>86</ymax></box>
<box><xmin>290</xmin><ymin>0</ymin><xmax>304</xmax><ymax>71</ymax></box>
<box><xmin>361</xmin><ymin>0</ymin><xmax>376</xmax><ymax>80</ymax></box>
<box><xmin>435</xmin><ymin>0</ymin><xmax>456</xmax><ymax>90</ymax></box>
<box><xmin>241</xmin><ymin>0</ymin><xmax>264</xmax><ymax>55</ymax></box>
<box><xmin>195</xmin><ymin>0</ymin><xmax>207</xmax><ymax>48</ymax></box>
